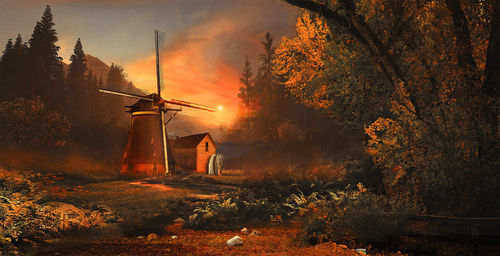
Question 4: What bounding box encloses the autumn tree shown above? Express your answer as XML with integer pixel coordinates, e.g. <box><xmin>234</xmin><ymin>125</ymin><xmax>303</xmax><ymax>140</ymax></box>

<box><xmin>278</xmin><ymin>1</ymin><xmax>499</xmax><ymax>215</ymax></box>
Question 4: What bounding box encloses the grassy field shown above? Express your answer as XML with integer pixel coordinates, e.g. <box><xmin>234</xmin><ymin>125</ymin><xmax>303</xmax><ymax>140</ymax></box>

<box><xmin>25</xmin><ymin>169</ymin><xmax>413</xmax><ymax>256</ymax></box>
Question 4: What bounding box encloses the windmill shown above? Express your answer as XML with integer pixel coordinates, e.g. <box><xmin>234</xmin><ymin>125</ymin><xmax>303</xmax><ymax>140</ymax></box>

<box><xmin>99</xmin><ymin>30</ymin><xmax>215</xmax><ymax>177</ymax></box>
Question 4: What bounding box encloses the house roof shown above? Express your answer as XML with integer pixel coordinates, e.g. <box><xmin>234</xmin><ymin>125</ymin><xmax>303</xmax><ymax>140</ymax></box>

<box><xmin>171</xmin><ymin>133</ymin><xmax>215</xmax><ymax>148</ymax></box>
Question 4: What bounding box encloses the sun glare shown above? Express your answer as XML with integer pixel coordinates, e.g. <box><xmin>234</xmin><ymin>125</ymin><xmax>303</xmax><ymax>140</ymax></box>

<box><xmin>217</xmin><ymin>105</ymin><xmax>223</xmax><ymax>111</ymax></box>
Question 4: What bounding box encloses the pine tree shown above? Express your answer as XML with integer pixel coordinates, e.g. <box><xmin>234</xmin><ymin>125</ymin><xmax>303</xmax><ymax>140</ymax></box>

<box><xmin>106</xmin><ymin>63</ymin><xmax>127</xmax><ymax>89</ymax></box>
<box><xmin>104</xmin><ymin>63</ymin><xmax>126</xmax><ymax>123</ymax></box>
<box><xmin>67</xmin><ymin>38</ymin><xmax>86</xmax><ymax>83</ymax></box>
<box><xmin>238</xmin><ymin>56</ymin><xmax>253</xmax><ymax>108</ymax></box>
<box><xmin>0</xmin><ymin>39</ymin><xmax>14</xmax><ymax>66</ymax></box>
<box><xmin>28</xmin><ymin>5</ymin><xmax>64</xmax><ymax>108</ymax></box>
<box><xmin>0</xmin><ymin>35</ymin><xmax>30</xmax><ymax>101</ymax></box>
<box><xmin>66</xmin><ymin>38</ymin><xmax>88</xmax><ymax>120</ymax></box>
<box><xmin>259</xmin><ymin>32</ymin><xmax>274</xmax><ymax>83</ymax></box>
<box><xmin>11</xmin><ymin>35</ymin><xmax>30</xmax><ymax>99</ymax></box>
<box><xmin>0</xmin><ymin>39</ymin><xmax>14</xmax><ymax>101</ymax></box>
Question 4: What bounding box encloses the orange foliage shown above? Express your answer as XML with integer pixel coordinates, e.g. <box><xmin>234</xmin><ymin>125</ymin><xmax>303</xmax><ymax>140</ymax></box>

<box><xmin>274</xmin><ymin>13</ymin><xmax>333</xmax><ymax>109</ymax></box>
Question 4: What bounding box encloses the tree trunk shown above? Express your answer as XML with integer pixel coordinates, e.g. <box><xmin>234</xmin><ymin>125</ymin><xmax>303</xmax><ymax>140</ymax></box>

<box><xmin>445</xmin><ymin>0</ymin><xmax>479</xmax><ymax>78</ymax></box>
<box><xmin>483</xmin><ymin>0</ymin><xmax>500</xmax><ymax>98</ymax></box>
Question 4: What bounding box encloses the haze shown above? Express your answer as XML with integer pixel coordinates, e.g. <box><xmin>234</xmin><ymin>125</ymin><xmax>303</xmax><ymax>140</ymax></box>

<box><xmin>0</xmin><ymin>0</ymin><xmax>298</xmax><ymax>127</ymax></box>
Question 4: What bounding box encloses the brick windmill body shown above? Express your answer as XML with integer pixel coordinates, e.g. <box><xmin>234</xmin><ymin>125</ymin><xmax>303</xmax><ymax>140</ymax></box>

<box><xmin>100</xmin><ymin>30</ymin><xmax>214</xmax><ymax>177</ymax></box>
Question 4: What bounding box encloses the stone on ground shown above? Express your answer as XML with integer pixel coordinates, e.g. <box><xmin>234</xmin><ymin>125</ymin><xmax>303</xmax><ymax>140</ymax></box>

<box><xmin>241</xmin><ymin>227</ymin><xmax>248</xmax><ymax>235</ymax></box>
<box><xmin>226</xmin><ymin>236</ymin><xmax>243</xmax><ymax>246</ymax></box>
<box><xmin>171</xmin><ymin>235</ymin><xmax>178</xmax><ymax>240</ymax></box>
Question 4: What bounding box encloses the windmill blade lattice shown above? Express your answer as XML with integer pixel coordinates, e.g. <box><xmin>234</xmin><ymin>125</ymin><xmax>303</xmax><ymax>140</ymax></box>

<box><xmin>155</xmin><ymin>29</ymin><xmax>166</xmax><ymax>97</ymax></box>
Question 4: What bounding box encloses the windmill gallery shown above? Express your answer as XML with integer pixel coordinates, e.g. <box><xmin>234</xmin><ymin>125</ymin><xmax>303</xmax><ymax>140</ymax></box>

<box><xmin>99</xmin><ymin>30</ymin><xmax>223</xmax><ymax>177</ymax></box>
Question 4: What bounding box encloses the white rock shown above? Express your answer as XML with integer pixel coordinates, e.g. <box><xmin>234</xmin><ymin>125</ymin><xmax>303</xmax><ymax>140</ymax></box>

<box><xmin>147</xmin><ymin>233</ymin><xmax>158</xmax><ymax>242</ymax></box>
<box><xmin>241</xmin><ymin>227</ymin><xmax>248</xmax><ymax>235</ymax></box>
<box><xmin>355</xmin><ymin>248</ymin><xmax>367</xmax><ymax>255</ymax></box>
<box><xmin>226</xmin><ymin>236</ymin><xmax>243</xmax><ymax>246</ymax></box>
<box><xmin>137</xmin><ymin>236</ymin><xmax>144</xmax><ymax>239</ymax></box>
<box><xmin>171</xmin><ymin>235</ymin><xmax>178</xmax><ymax>240</ymax></box>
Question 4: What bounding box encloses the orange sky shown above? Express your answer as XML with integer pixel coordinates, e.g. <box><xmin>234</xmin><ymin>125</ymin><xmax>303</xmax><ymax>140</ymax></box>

<box><xmin>123</xmin><ymin>3</ymin><xmax>297</xmax><ymax>129</ymax></box>
<box><xmin>0</xmin><ymin>0</ymin><xmax>298</xmax><ymax>138</ymax></box>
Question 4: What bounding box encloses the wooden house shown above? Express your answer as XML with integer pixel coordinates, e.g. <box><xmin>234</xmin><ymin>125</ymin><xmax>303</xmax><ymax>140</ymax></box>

<box><xmin>170</xmin><ymin>133</ymin><xmax>217</xmax><ymax>173</ymax></box>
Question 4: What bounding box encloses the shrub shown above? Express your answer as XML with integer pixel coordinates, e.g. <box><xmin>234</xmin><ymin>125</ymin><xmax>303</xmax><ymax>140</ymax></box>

<box><xmin>301</xmin><ymin>183</ymin><xmax>414</xmax><ymax>245</ymax></box>
<box><xmin>186</xmin><ymin>191</ymin><xmax>277</xmax><ymax>230</ymax></box>
<box><xmin>0</xmin><ymin>97</ymin><xmax>70</xmax><ymax>147</ymax></box>
<box><xmin>119</xmin><ymin>197</ymin><xmax>192</xmax><ymax>236</ymax></box>
<box><xmin>0</xmin><ymin>169</ymin><xmax>56</xmax><ymax>255</ymax></box>
<box><xmin>186</xmin><ymin>170</ymin><xmax>344</xmax><ymax>230</ymax></box>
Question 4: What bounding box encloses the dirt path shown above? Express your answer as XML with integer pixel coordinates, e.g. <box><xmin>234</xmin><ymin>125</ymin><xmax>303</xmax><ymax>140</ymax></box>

<box><xmin>38</xmin><ymin>223</ymin><xmax>367</xmax><ymax>256</ymax></box>
<box><xmin>34</xmin><ymin>171</ymin><xmax>405</xmax><ymax>255</ymax></box>
<box><xmin>133</xmin><ymin>172</ymin><xmax>240</xmax><ymax>198</ymax></box>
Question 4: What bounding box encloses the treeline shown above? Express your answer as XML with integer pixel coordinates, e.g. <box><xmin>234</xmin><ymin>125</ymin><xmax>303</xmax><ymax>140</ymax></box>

<box><xmin>231</xmin><ymin>0</ymin><xmax>499</xmax><ymax>217</ymax></box>
<box><xmin>0</xmin><ymin>6</ymin><xmax>133</xmax><ymax>169</ymax></box>
<box><xmin>227</xmin><ymin>32</ymin><xmax>361</xmax><ymax>170</ymax></box>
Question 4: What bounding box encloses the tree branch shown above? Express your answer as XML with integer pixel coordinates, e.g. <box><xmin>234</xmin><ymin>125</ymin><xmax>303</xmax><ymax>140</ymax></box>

<box><xmin>445</xmin><ymin>0</ymin><xmax>479</xmax><ymax>75</ymax></box>
<box><xmin>483</xmin><ymin>0</ymin><xmax>500</xmax><ymax>97</ymax></box>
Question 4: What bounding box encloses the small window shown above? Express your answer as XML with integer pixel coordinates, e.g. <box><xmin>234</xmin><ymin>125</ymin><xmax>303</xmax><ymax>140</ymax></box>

<box><xmin>205</xmin><ymin>141</ymin><xmax>209</xmax><ymax>152</ymax></box>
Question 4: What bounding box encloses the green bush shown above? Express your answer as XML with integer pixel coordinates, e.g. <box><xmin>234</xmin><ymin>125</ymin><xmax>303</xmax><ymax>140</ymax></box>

<box><xmin>185</xmin><ymin>191</ymin><xmax>277</xmax><ymax>230</ymax></box>
<box><xmin>301</xmin><ymin>184</ymin><xmax>414</xmax><ymax>244</ymax></box>
<box><xmin>186</xmin><ymin>171</ymin><xmax>344</xmax><ymax>230</ymax></box>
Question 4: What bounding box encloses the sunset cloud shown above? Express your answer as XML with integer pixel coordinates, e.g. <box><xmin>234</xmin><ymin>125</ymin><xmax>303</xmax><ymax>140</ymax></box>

<box><xmin>0</xmin><ymin>0</ymin><xmax>297</xmax><ymax>138</ymax></box>
<box><xmin>125</xmin><ymin>1</ymin><xmax>297</xmax><ymax>128</ymax></box>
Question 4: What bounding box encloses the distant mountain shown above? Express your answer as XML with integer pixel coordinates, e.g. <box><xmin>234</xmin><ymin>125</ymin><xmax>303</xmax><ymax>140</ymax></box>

<box><xmin>85</xmin><ymin>54</ymin><xmax>110</xmax><ymax>82</ymax></box>
<box><xmin>63</xmin><ymin>54</ymin><xmax>147</xmax><ymax>96</ymax></box>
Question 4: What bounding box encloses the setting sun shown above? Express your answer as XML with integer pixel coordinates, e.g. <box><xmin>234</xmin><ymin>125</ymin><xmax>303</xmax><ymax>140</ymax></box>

<box><xmin>217</xmin><ymin>105</ymin><xmax>224</xmax><ymax>111</ymax></box>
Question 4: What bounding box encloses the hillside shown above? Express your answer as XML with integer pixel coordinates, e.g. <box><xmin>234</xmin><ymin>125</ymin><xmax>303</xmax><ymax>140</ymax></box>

<box><xmin>63</xmin><ymin>54</ymin><xmax>147</xmax><ymax>96</ymax></box>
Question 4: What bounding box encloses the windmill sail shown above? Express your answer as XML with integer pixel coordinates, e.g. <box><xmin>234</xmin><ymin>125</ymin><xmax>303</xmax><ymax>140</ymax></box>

<box><xmin>97</xmin><ymin>29</ymin><xmax>216</xmax><ymax>178</ymax></box>
<box><xmin>155</xmin><ymin>29</ymin><xmax>166</xmax><ymax>95</ymax></box>
<box><xmin>98</xmin><ymin>88</ymin><xmax>154</xmax><ymax>101</ymax></box>
<box><xmin>155</xmin><ymin>29</ymin><xmax>170</xmax><ymax>175</ymax></box>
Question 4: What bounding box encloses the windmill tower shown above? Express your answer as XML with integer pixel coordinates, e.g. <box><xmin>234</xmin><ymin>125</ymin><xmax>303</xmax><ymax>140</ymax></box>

<box><xmin>99</xmin><ymin>30</ymin><xmax>214</xmax><ymax>177</ymax></box>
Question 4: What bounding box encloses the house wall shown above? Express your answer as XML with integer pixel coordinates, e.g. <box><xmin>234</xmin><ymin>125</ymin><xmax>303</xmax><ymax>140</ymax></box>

<box><xmin>173</xmin><ymin>148</ymin><xmax>196</xmax><ymax>170</ymax></box>
<box><xmin>195</xmin><ymin>136</ymin><xmax>217</xmax><ymax>173</ymax></box>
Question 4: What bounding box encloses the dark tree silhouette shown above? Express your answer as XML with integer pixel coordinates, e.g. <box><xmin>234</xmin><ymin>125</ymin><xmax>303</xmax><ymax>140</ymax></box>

<box><xmin>0</xmin><ymin>39</ymin><xmax>14</xmax><ymax>101</ymax></box>
<box><xmin>67</xmin><ymin>38</ymin><xmax>87</xmax><ymax>83</ymax></box>
<box><xmin>27</xmin><ymin>5</ymin><xmax>65</xmax><ymax>110</ymax></box>
<box><xmin>0</xmin><ymin>35</ymin><xmax>30</xmax><ymax>101</ymax></box>
<box><xmin>238</xmin><ymin>56</ymin><xmax>253</xmax><ymax>109</ymax></box>
<box><xmin>66</xmin><ymin>38</ymin><xmax>87</xmax><ymax>118</ymax></box>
